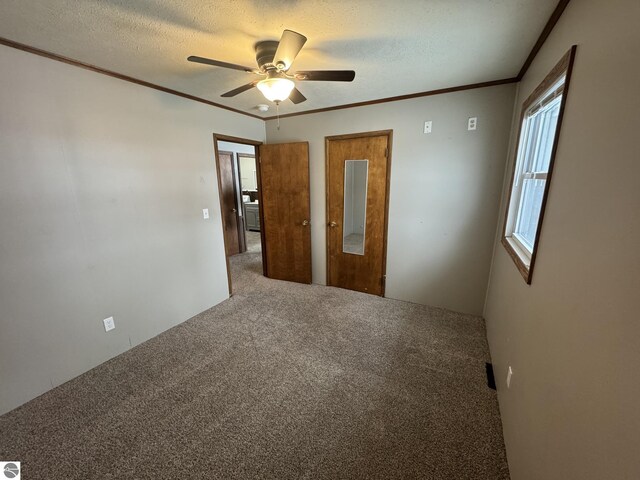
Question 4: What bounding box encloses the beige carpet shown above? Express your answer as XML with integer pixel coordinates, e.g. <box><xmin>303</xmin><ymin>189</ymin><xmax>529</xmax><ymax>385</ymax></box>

<box><xmin>0</xmin><ymin>249</ymin><xmax>509</xmax><ymax>479</ymax></box>
<box><xmin>244</xmin><ymin>230</ymin><xmax>262</xmax><ymax>253</ymax></box>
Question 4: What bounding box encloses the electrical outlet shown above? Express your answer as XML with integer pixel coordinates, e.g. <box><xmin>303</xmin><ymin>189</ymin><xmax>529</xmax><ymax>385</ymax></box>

<box><xmin>103</xmin><ymin>316</ymin><xmax>115</xmax><ymax>332</ymax></box>
<box><xmin>506</xmin><ymin>366</ymin><xmax>513</xmax><ymax>388</ymax></box>
<box><xmin>202</xmin><ymin>208</ymin><xmax>209</xmax><ymax>219</ymax></box>
<box><xmin>468</xmin><ymin>117</ymin><xmax>477</xmax><ymax>131</ymax></box>
<box><xmin>423</xmin><ymin>121</ymin><xmax>432</xmax><ymax>134</ymax></box>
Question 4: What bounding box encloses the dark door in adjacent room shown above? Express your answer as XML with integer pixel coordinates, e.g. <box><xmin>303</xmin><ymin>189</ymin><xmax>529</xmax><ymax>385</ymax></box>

<box><xmin>326</xmin><ymin>131</ymin><xmax>392</xmax><ymax>296</ymax></box>
<box><xmin>215</xmin><ymin>150</ymin><xmax>242</xmax><ymax>257</ymax></box>
<box><xmin>258</xmin><ymin>142</ymin><xmax>312</xmax><ymax>284</ymax></box>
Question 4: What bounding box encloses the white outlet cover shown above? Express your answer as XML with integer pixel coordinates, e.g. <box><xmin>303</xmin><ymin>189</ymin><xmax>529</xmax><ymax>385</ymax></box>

<box><xmin>424</xmin><ymin>121</ymin><xmax>432</xmax><ymax>134</ymax></box>
<box><xmin>202</xmin><ymin>208</ymin><xmax>209</xmax><ymax>219</ymax></box>
<box><xmin>103</xmin><ymin>316</ymin><xmax>115</xmax><ymax>332</ymax></box>
<box><xmin>468</xmin><ymin>117</ymin><xmax>477</xmax><ymax>130</ymax></box>
<box><xmin>506</xmin><ymin>366</ymin><xmax>513</xmax><ymax>388</ymax></box>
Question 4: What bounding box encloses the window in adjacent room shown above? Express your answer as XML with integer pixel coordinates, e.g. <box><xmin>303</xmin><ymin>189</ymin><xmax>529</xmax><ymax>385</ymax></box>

<box><xmin>502</xmin><ymin>46</ymin><xmax>576</xmax><ymax>284</ymax></box>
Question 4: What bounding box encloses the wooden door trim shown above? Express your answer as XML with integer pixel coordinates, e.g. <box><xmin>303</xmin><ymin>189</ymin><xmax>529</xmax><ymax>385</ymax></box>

<box><xmin>325</xmin><ymin>130</ymin><xmax>394</xmax><ymax>142</ymax></box>
<box><xmin>219</xmin><ymin>150</ymin><xmax>244</xmax><ymax>256</ymax></box>
<box><xmin>381</xmin><ymin>132</ymin><xmax>393</xmax><ymax>296</ymax></box>
<box><xmin>212</xmin><ymin>134</ymin><xmax>265</xmax><ymax>295</ymax></box>
<box><xmin>303</xmin><ymin>143</ymin><xmax>313</xmax><ymax>284</ymax></box>
<box><xmin>324</xmin><ymin>129</ymin><xmax>393</xmax><ymax>296</ymax></box>
<box><xmin>253</xmin><ymin>150</ymin><xmax>268</xmax><ymax>277</ymax></box>
<box><xmin>214</xmin><ymin>134</ymin><xmax>263</xmax><ymax>146</ymax></box>
<box><xmin>232</xmin><ymin>153</ymin><xmax>247</xmax><ymax>255</ymax></box>
<box><xmin>212</xmin><ymin>148</ymin><xmax>235</xmax><ymax>295</ymax></box>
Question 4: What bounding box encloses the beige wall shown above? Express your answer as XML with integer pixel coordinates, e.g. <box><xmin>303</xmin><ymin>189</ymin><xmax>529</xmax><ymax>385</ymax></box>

<box><xmin>484</xmin><ymin>0</ymin><xmax>640</xmax><ymax>478</ymax></box>
<box><xmin>238</xmin><ymin>155</ymin><xmax>258</xmax><ymax>192</ymax></box>
<box><xmin>266</xmin><ymin>84</ymin><xmax>516</xmax><ymax>315</ymax></box>
<box><xmin>0</xmin><ymin>45</ymin><xmax>265</xmax><ymax>414</ymax></box>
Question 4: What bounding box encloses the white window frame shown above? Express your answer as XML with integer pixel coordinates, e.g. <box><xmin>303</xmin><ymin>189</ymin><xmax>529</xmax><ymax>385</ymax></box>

<box><xmin>502</xmin><ymin>47</ymin><xmax>576</xmax><ymax>284</ymax></box>
<box><xmin>506</xmin><ymin>84</ymin><xmax>563</xmax><ymax>260</ymax></box>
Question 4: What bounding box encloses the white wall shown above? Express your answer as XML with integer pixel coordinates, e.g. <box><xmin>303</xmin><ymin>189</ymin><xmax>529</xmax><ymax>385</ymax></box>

<box><xmin>484</xmin><ymin>0</ymin><xmax>640</xmax><ymax>478</ymax></box>
<box><xmin>0</xmin><ymin>44</ymin><xmax>265</xmax><ymax>414</ymax></box>
<box><xmin>266</xmin><ymin>84</ymin><xmax>516</xmax><ymax>315</ymax></box>
<box><xmin>238</xmin><ymin>155</ymin><xmax>258</xmax><ymax>192</ymax></box>
<box><xmin>218</xmin><ymin>141</ymin><xmax>255</xmax><ymax>156</ymax></box>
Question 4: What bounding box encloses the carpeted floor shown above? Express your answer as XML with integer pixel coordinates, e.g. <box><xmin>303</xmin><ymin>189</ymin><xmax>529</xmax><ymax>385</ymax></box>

<box><xmin>0</xmin><ymin>249</ymin><xmax>509</xmax><ymax>479</ymax></box>
<box><xmin>245</xmin><ymin>230</ymin><xmax>262</xmax><ymax>253</ymax></box>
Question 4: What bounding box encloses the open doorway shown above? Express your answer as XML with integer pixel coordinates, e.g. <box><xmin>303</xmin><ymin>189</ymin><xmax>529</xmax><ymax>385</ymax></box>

<box><xmin>213</xmin><ymin>134</ymin><xmax>264</xmax><ymax>295</ymax></box>
<box><xmin>213</xmin><ymin>135</ymin><xmax>313</xmax><ymax>295</ymax></box>
<box><xmin>236</xmin><ymin>151</ymin><xmax>261</xmax><ymax>254</ymax></box>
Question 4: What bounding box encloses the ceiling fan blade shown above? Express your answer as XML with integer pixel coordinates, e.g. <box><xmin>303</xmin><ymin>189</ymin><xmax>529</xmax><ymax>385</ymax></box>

<box><xmin>289</xmin><ymin>87</ymin><xmax>307</xmax><ymax>104</ymax></box>
<box><xmin>273</xmin><ymin>30</ymin><xmax>307</xmax><ymax>71</ymax></box>
<box><xmin>295</xmin><ymin>70</ymin><xmax>356</xmax><ymax>82</ymax></box>
<box><xmin>188</xmin><ymin>56</ymin><xmax>257</xmax><ymax>73</ymax></box>
<box><xmin>221</xmin><ymin>81</ymin><xmax>259</xmax><ymax>97</ymax></box>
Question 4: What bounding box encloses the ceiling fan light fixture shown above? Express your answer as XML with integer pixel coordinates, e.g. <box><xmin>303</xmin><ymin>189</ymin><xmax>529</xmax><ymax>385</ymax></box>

<box><xmin>188</xmin><ymin>29</ymin><xmax>355</xmax><ymax>105</ymax></box>
<box><xmin>257</xmin><ymin>77</ymin><xmax>295</xmax><ymax>102</ymax></box>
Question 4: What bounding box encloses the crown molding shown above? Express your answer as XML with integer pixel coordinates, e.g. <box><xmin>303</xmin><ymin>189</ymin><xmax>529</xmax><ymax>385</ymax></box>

<box><xmin>263</xmin><ymin>77</ymin><xmax>519</xmax><ymax>121</ymax></box>
<box><xmin>0</xmin><ymin>36</ymin><xmax>263</xmax><ymax>120</ymax></box>
<box><xmin>517</xmin><ymin>0</ymin><xmax>572</xmax><ymax>80</ymax></box>
<box><xmin>0</xmin><ymin>0</ymin><xmax>571</xmax><ymax>122</ymax></box>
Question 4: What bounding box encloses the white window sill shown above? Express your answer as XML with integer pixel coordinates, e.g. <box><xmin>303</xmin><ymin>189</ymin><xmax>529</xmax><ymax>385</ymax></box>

<box><xmin>504</xmin><ymin>236</ymin><xmax>532</xmax><ymax>269</ymax></box>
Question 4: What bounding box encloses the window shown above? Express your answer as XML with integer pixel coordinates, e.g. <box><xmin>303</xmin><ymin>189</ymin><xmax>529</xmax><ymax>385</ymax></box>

<box><xmin>502</xmin><ymin>46</ymin><xmax>576</xmax><ymax>284</ymax></box>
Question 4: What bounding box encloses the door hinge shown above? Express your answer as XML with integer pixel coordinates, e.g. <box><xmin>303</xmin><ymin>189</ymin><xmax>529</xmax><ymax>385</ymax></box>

<box><xmin>384</xmin><ymin>148</ymin><xmax>388</xmax><ymax>158</ymax></box>
<box><xmin>381</xmin><ymin>274</ymin><xmax>386</xmax><ymax>288</ymax></box>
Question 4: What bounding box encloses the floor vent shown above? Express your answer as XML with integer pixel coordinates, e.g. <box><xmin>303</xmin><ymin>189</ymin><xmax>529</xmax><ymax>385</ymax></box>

<box><xmin>486</xmin><ymin>362</ymin><xmax>497</xmax><ymax>390</ymax></box>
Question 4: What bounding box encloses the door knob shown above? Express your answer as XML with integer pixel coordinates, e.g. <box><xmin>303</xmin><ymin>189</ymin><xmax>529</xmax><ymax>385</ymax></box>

<box><xmin>302</xmin><ymin>219</ymin><xmax>310</xmax><ymax>226</ymax></box>
<box><xmin>232</xmin><ymin>208</ymin><xmax>237</xmax><ymax>213</ymax></box>
<box><xmin>328</xmin><ymin>221</ymin><xmax>338</xmax><ymax>228</ymax></box>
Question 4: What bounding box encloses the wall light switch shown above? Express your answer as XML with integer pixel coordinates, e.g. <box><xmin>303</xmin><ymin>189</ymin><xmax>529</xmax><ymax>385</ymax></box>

<box><xmin>423</xmin><ymin>121</ymin><xmax>432</xmax><ymax>134</ymax></box>
<box><xmin>468</xmin><ymin>117</ymin><xmax>477</xmax><ymax>131</ymax></box>
<box><xmin>103</xmin><ymin>316</ymin><xmax>115</xmax><ymax>332</ymax></box>
<box><xmin>506</xmin><ymin>366</ymin><xmax>513</xmax><ymax>388</ymax></box>
<box><xmin>202</xmin><ymin>208</ymin><xmax>209</xmax><ymax>219</ymax></box>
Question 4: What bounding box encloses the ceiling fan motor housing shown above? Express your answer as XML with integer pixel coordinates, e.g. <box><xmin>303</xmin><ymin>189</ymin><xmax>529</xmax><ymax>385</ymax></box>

<box><xmin>255</xmin><ymin>40</ymin><xmax>279</xmax><ymax>71</ymax></box>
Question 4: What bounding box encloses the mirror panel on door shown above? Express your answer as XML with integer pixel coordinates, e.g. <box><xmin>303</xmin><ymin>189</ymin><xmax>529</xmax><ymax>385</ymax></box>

<box><xmin>342</xmin><ymin>160</ymin><xmax>368</xmax><ymax>255</ymax></box>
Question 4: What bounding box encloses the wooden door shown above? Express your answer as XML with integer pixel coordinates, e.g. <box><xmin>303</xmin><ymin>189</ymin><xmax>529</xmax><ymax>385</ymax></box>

<box><xmin>259</xmin><ymin>142</ymin><xmax>312</xmax><ymax>284</ymax></box>
<box><xmin>216</xmin><ymin>150</ymin><xmax>240</xmax><ymax>256</ymax></box>
<box><xmin>326</xmin><ymin>132</ymin><xmax>391</xmax><ymax>296</ymax></box>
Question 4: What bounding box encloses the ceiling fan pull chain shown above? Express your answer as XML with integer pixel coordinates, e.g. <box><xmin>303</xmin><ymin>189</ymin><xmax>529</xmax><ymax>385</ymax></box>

<box><xmin>276</xmin><ymin>101</ymin><xmax>281</xmax><ymax>130</ymax></box>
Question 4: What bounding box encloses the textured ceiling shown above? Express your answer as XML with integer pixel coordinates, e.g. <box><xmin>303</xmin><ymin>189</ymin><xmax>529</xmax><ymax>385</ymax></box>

<box><xmin>0</xmin><ymin>0</ymin><xmax>558</xmax><ymax>117</ymax></box>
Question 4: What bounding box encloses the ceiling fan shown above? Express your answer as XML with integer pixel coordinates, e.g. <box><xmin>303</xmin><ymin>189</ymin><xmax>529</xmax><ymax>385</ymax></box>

<box><xmin>187</xmin><ymin>30</ymin><xmax>355</xmax><ymax>105</ymax></box>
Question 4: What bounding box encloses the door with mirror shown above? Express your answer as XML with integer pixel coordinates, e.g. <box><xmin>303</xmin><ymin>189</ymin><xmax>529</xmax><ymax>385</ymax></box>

<box><xmin>326</xmin><ymin>131</ymin><xmax>391</xmax><ymax>295</ymax></box>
